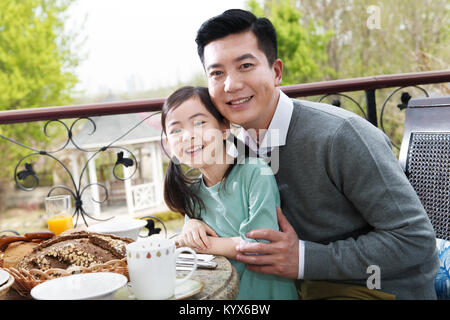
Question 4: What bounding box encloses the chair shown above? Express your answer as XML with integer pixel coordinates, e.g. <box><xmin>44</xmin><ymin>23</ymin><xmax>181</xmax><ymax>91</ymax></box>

<box><xmin>399</xmin><ymin>96</ymin><xmax>450</xmax><ymax>299</ymax></box>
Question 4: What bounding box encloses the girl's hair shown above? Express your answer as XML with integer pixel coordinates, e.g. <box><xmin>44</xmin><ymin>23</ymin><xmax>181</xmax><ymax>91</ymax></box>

<box><xmin>161</xmin><ymin>86</ymin><xmax>234</xmax><ymax>219</ymax></box>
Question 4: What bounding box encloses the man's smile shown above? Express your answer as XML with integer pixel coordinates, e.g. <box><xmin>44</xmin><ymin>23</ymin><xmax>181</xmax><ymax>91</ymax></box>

<box><xmin>227</xmin><ymin>95</ymin><xmax>254</xmax><ymax>107</ymax></box>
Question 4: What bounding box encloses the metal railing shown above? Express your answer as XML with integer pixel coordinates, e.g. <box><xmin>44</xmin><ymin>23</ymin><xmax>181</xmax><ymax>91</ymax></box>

<box><xmin>0</xmin><ymin>70</ymin><xmax>448</xmax><ymax>125</ymax></box>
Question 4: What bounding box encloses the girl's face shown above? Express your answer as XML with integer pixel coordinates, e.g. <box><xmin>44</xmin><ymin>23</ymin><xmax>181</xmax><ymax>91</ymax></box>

<box><xmin>165</xmin><ymin>97</ymin><xmax>228</xmax><ymax>169</ymax></box>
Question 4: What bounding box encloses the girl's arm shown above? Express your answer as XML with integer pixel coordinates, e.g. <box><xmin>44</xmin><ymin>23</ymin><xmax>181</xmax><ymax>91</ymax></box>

<box><xmin>177</xmin><ymin>236</ymin><xmax>242</xmax><ymax>260</ymax></box>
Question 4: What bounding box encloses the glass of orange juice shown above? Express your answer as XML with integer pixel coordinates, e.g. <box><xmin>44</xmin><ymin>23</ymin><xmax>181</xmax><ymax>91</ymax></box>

<box><xmin>45</xmin><ymin>195</ymin><xmax>73</xmax><ymax>235</ymax></box>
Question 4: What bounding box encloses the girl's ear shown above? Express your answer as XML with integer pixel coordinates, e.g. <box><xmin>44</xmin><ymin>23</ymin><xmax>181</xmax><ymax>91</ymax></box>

<box><xmin>162</xmin><ymin>135</ymin><xmax>175</xmax><ymax>159</ymax></box>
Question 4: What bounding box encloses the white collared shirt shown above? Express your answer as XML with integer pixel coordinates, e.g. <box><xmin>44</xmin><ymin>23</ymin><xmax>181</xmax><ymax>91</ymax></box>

<box><xmin>227</xmin><ymin>90</ymin><xmax>305</xmax><ymax>279</ymax></box>
<box><xmin>236</xmin><ymin>89</ymin><xmax>293</xmax><ymax>158</ymax></box>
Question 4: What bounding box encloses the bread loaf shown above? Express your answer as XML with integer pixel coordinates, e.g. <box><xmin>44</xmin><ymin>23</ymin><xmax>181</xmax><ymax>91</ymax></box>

<box><xmin>17</xmin><ymin>231</ymin><xmax>133</xmax><ymax>272</ymax></box>
<box><xmin>2</xmin><ymin>241</ymin><xmax>39</xmax><ymax>268</ymax></box>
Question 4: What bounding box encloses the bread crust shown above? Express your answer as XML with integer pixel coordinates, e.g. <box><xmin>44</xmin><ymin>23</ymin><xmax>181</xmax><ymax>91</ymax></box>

<box><xmin>2</xmin><ymin>241</ymin><xmax>39</xmax><ymax>268</ymax></box>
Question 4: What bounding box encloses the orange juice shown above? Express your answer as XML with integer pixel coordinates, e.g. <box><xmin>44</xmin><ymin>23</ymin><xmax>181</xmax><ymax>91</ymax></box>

<box><xmin>47</xmin><ymin>214</ymin><xmax>74</xmax><ymax>235</ymax></box>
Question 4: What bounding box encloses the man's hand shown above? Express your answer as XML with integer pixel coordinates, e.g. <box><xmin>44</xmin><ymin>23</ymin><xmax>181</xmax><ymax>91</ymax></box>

<box><xmin>235</xmin><ymin>208</ymin><xmax>299</xmax><ymax>279</ymax></box>
<box><xmin>179</xmin><ymin>219</ymin><xmax>218</xmax><ymax>250</ymax></box>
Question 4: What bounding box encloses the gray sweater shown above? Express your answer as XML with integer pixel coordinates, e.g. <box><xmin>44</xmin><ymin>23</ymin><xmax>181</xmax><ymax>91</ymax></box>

<box><xmin>272</xmin><ymin>99</ymin><xmax>439</xmax><ymax>299</ymax></box>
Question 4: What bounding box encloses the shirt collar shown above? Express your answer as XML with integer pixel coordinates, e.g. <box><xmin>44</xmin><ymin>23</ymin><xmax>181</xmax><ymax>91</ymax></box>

<box><xmin>235</xmin><ymin>90</ymin><xmax>293</xmax><ymax>155</ymax></box>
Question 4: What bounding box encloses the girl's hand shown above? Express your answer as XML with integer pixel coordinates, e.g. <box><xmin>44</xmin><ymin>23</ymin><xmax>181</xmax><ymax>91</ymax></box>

<box><xmin>180</xmin><ymin>219</ymin><xmax>218</xmax><ymax>250</ymax></box>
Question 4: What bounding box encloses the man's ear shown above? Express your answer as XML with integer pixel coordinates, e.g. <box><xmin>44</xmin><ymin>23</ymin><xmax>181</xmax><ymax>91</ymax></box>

<box><xmin>272</xmin><ymin>59</ymin><xmax>283</xmax><ymax>87</ymax></box>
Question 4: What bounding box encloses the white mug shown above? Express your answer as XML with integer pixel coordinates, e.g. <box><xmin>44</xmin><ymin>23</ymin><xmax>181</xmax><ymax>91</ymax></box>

<box><xmin>126</xmin><ymin>238</ymin><xmax>197</xmax><ymax>300</ymax></box>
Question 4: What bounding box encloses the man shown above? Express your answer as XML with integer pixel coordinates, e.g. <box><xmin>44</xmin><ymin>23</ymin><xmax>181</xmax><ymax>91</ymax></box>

<box><xmin>187</xmin><ymin>9</ymin><xmax>439</xmax><ymax>299</ymax></box>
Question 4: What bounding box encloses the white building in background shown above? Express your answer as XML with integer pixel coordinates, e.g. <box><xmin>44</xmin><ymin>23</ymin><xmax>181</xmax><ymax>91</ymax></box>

<box><xmin>66</xmin><ymin>109</ymin><xmax>166</xmax><ymax>217</ymax></box>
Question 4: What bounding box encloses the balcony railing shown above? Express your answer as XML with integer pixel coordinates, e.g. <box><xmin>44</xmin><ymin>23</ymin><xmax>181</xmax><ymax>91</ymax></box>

<box><xmin>0</xmin><ymin>70</ymin><xmax>448</xmax><ymax>125</ymax></box>
<box><xmin>0</xmin><ymin>70</ymin><xmax>449</xmax><ymax>228</ymax></box>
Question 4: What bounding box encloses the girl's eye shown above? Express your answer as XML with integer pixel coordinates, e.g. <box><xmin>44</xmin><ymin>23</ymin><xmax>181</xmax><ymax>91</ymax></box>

<box><xmin>194</xmin><ymin>121</ymin><xmax>205</xmax><ymax>126</ymax></box>
<box><xmin>210</xmin><ymin>70</ymin><xmax>223</xmax><ymax>78</ymax></box>
<box><xmin>170</xmin><ymin>128</ymin><xmax>182</xmax><ymax>134</ymax></box>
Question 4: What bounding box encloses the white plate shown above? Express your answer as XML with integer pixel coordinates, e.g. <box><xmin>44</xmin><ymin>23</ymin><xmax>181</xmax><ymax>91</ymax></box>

<box><xmin>87</xmin><ymin>218</ymin><xmax>147</xmax><ymax>240</ymax></box>
<box><xmin>0</xmin><ymin>269</ymin><xmax>10</xmax><ymax>287</ymax></box>
<box><xmin>30</xmin><ymin>272</ymin><xmax>128</xmax><ymax>300</ymax></box>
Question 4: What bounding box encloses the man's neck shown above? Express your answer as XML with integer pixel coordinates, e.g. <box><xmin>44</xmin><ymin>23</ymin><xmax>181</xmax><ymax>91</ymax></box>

<box><xmin>244</xmin><ymin>89</ymin><xmax>280</xmax><ymax>146</ymax></box>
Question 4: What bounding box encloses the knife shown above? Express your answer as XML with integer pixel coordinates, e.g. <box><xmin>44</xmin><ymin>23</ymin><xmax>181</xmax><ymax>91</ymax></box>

<box><xmin>176</xmin><ymin>260</ymin><xmax>218</xmax><ymax>269</ymax></box>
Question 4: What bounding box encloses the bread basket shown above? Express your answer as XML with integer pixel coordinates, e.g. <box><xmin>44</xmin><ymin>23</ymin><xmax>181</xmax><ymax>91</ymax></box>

<box><xmin>2</xmin><ymin>258</ymin><xmax>128</xmax><ymax>298</ymax></box>
<box><xmin>0</xmin><ymin>273</ymin><xmax>14</xmax><ymax>299</ymax></box>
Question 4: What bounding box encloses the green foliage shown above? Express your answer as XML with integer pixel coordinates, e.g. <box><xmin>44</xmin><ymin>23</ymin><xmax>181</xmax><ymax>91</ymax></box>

<box><xmin>0</xmin><ymin>0</ymin><xmax>82</xmax><ymax>180</ymax></box>
<box><xmin>296</xmin><ymin>0</ymin><xmax>450</xmax><ymax>78</ymax></box>
<box><xmin>0</xmin><ymin>0</ymin><xmax>80</xmax><ymax>109</ymax></box>
<box><xmin>247</xmin><ymin>0</ymin><xmax>335</xmax><ymax>85</ymax></box>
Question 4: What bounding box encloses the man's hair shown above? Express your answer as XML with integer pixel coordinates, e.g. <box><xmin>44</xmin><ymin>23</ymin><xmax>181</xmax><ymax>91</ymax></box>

<box><xmin>195</xmin><ymin>9</ymin><xmax>277</xmax><ymax>66</ymax></box>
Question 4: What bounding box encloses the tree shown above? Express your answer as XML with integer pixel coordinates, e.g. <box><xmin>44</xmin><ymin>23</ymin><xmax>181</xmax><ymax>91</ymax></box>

<box><xmin>247</xmin><ymin>0</ymin><xmax>335</xmax><ymax>85</ymax></box>
<box><xmin>0</xmin><ymin>0</ymin><xmax>81</xmax><ymax>110</ymax></box>
<box><xmin>295</xmin><ymin>0</ymin><xmax>450</xmax><ymax>79</ymax></box>
<box><xmin>295</xmin><ymin>0</ymin><xmax>449</xmax><ymax>150</ymax></box>
<box><xmin>0</xmin><ymin>0</ymin><xmax>83</xmax><ymax>204</ymax></box>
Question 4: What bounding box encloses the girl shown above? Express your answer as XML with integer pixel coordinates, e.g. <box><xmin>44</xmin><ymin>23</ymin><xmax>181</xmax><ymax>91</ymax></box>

<box><xmin>162</xmin><ymin>86</ymin><xmax>297</xmax><ymax>300</ymax></box>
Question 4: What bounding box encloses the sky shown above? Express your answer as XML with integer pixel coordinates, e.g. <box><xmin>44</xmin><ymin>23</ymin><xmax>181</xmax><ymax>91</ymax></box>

<box><xmin>66</xmin><ymin>0</ymin><xmax>248</xmax><ymax>97</ymax></box>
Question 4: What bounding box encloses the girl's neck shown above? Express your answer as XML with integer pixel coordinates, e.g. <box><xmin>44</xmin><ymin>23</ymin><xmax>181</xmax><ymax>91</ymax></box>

<box><xmin>200</xmin><ymin>152</ymin><xmax>235</xmax><ymax>187</ymax></box>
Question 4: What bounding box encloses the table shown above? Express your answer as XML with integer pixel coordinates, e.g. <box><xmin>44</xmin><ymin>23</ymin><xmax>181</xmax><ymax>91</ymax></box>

<box><xmin>2</xmin><ymin>256</ymin><xmax>239</xmax><ymax>300</ymax></box>
<box><xmin>179</xmin><ymin>255</ymin><xmax>239</xmax><ymax>300</ymax></box>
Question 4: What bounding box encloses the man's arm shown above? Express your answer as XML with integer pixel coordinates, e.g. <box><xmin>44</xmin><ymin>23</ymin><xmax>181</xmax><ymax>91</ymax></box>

<box><xmin>235</xmin><ymin>208</ymin><xmax>300</xmax><ymax>279</ymax></box>
<box><xmin>237</xmin><ymin>117</ymin><xmax>438</xmax><ymax>281</ymax></box>
<box><xmin>296</xmin><ymin>118</ymin><xmax>437</xmax><ymax>281</ymax></box>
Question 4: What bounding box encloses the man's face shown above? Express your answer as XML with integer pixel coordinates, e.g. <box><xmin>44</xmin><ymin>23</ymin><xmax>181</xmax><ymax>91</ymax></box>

<box><xmin>203</xmin><ymin>31</ymin><xmax>282</xmax><ymax>130</ymax></box>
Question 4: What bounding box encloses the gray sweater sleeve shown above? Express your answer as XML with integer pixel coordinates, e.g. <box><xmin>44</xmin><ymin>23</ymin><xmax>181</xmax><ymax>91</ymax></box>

<box><xmin>303</xmin><ymin>117</ymin><xmax>437</xmax><ymax>280</ymax></box>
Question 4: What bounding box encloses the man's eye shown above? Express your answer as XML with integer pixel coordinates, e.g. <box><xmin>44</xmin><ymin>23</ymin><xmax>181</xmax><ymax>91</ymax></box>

<box><xmin>240</xmin><ymin>63</ymin><xmax>253</xmax><ymax>69</ymax></box>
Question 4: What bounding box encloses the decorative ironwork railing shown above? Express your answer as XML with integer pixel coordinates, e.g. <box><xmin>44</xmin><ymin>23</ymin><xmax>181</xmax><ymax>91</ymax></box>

<box><xmin>0</xmin><ymin>70</ymin><xmax>449</xmax><ymax>227</ymax></box>
<box><xmin>1</xmin><ymin>113</ymin><xmax>161</xmax><ymax>227</ymax></box>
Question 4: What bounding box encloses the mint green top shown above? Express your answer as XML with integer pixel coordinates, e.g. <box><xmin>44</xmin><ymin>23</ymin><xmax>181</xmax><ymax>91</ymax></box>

<box><xmin>188</xmin><ymin>157</ymin><xmax>298</xmax><ymax>300</ymax></box>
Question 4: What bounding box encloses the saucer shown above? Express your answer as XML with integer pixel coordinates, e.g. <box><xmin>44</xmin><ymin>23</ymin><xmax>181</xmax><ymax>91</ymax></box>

<box><xmin>113</xmin><ymin>279</ymin><xmax>204</xmax><ymax>300</ymax></box>
<box><xmin>172</xmin><ymin>279</ymin><xmax>204</xmax><ymax>300</ymax></box>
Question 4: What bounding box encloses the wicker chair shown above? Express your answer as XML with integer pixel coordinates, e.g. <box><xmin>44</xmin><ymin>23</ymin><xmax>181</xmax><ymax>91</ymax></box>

<box><xmin>399</xmin><ymin>96</ymin><xmax>450</xmax><ymax>240</ymax></box>
<box><xmin>399</xmin><ymin>96</ymin><xmax>450</xmax><ymax>299</ymax></box>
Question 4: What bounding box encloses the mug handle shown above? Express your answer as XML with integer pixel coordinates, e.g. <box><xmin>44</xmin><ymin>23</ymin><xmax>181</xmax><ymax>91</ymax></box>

<box><xmin>174</xmin><ymin>247</ymin><xmax>197</xmax><ymax>287</ymax></box>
